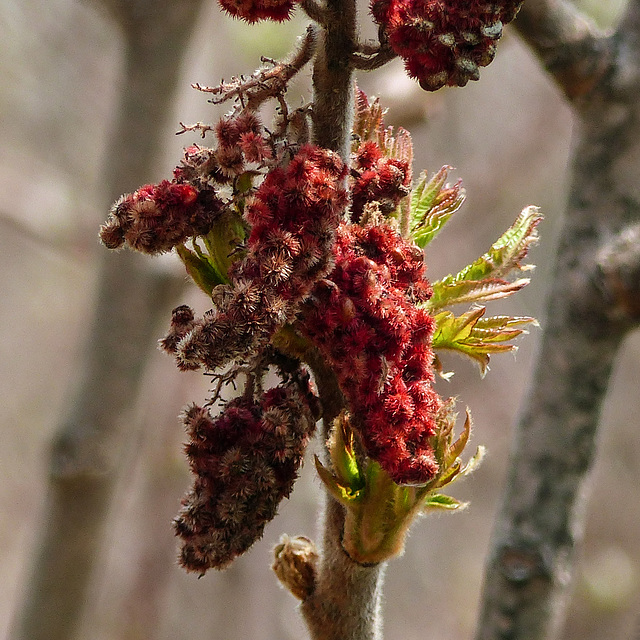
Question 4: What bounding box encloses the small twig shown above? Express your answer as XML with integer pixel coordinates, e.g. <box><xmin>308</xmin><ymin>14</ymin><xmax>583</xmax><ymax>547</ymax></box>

<box><xmin>204</xmin><ymin>365</ymin><xmax>246</xmax><ymax>406</ymax></box>
<box><xmin>192</xmin><ymin>24</ymin><xmax>319</xmax><ymax>111</ymax></box>
<box><xmin>311</xmin><ymin>0</ymin><xmax>357</xmax><ymax>159</ymax></box>
<box><xmin>176</xmin><ymin>121</ymin><xmax>214</xmax><ymax>137</ymax></box>
<box><xmin>355</xmin><ymin>41</ymin><xmax>381</xmax><ymax>55</ymax></box>
<box><xmin>351</xmin><ymin>44</ymin><xmax>397</xmax><ymax>71</ymax></box>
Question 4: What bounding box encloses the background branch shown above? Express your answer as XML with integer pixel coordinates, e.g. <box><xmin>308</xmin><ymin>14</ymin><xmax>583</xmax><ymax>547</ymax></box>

<box><xmin>513</xmin><ymin>0</ymin><xmax>612</xmax><ymax>99</ymax></box>
<box><xmin>475</xmin><ymin>1</ymin><xmax>640</xmax><ymax>638</ymax></box>
<box><xmin>9</xmin><ymin>1</ymin><xmax>202</xmax><ymax>638</ymax></box>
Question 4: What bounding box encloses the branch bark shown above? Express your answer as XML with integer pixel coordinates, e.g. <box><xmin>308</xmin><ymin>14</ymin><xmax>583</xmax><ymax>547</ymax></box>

<box><xmin>10</xmin><ymin>2</ymin><xmax>203</xmax><ymax>639</ymax></box>
<box><xmin>511</xmin><ymin>0</ymin><xmax>612</xmax><ymax>99</ymax></box>
<box><xmin>475</xmin><ymin>1</ymin><xmax>640</xmax><ymax>638</ymax></box>
<box><xmin>297</xmin><ymin>5</ymin><xmax>386</xmax><ymax>638</ymax></box>
<box><xmin>300</xmin><ymin>354</ymin><xmax>386</xmax><ymax>640</ymax></box>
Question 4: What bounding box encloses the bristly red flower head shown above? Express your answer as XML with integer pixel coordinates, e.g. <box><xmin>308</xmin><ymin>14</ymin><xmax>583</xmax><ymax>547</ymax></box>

<box><xmin>100</xmin><ymin>180</ymin><xmax>223</xmax><ymax>254</ymax></box>
<box><xmin>351</xmin><ymin>140</ymin><xmax>411</xmax><ymax>223</ymax></box>
<box><xmin>101</xmin><ymin>111</ymin><xmax>277</xmax><ymax>256</ymax></box>
<box><xmin>371</xmin><ymin>0</ymin><xmax>523</xmax><ymax>91</ymax></box>
<box><xmin>171</xmin><ymin>144</ymin><xmax>348</xmax><ymax>373</ymax></box>
<box><xmin>300</xmin><ymin>222</ymin><xmax>441</xmax><ymax>485</ymax></box>
<box><xmin>174</xmin><ymin>365</ymin><xmax>318</xmax><ymax>574</ymax></box>
<box><xmin>218</xmin><ymin>0</ymin><xmax>297</xmax><ymax>22</ymax></box>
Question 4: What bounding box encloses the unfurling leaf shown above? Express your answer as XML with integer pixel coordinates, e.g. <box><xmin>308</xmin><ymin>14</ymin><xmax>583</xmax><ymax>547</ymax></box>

<box><xmin>427</xmin><ymin>206</ymin><xmax>542</xmax><ymax>310</ymax></box>
<box><xmin>431</xmin><ymin>307</ymin><xmax>536</xmax><ymax>375</ymax></box>
<box><xmin>352</xmin><ymin>89</ymin><xmax>414</xmax><ymax>165</ymax></box>
<box><xmin>316</xmin><ymin>408</ymin><xmax>482</xmax><ymax>565</ymax></box>
<box><xmin>423</xmin><ymin>493</ymin><xmax>466</xmax><ymax>512</ymax></box>
<box><xmin>409</xmin><ymin>167</ymin><xmax>465</xmax><ymax>248</ymax></box>
<box><xmin>176</xmin><ymin>244</ymin><xmax>226</xmax><ymax>295</ymax></box>
<box><xmin>428</xmin><ymin>277</ymin><xmax>530</xmax><ymax>312</ymax></box>
<box><xmin>328</xmin><ymin>411</ymin><xmax>365</xmax><ymax>491</ymax></box>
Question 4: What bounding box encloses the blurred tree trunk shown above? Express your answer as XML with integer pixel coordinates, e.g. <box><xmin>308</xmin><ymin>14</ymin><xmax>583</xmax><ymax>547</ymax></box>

<box><xmin>10</xmin><ymin>2</ymin><xmax>203</xmax><ymax>639</ymax></box>
<box><xmin>475</xmin><ymin>1</ymin><xmax>640</xmax><ymax>638</ymax></box>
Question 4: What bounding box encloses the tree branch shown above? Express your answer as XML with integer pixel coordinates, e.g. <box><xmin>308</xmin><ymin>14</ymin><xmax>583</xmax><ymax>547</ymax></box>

<box><xmin>9</xmin><ymin>2</ymin><xmax>202</xmax><ymax>638</ymax></box>
<box><xmin>513</xmin><ymin>0</ymin><xmax>613</xmax><ymax>99</ymax></box>
<box><xmin>294</xmin><ymin>5</ymin><xmax>388</xmax><ymax>639</ymax></box>
<box><xmin>475</xmin><ymin>1</ymin><xmax>640</xmax><ymax>638</ymax></box>
<box><xmin>311</xmin><ymin>0</ymin><xmax>356</xmax><ymax>159</ymax></box>
<box><xmin>299</xmin><ymin>0</ymin><xmax>330</xmax><ymax>27</ymax></box>
<box><xmin>299</xmin><ymin>352</ymin><xmax>386</xmax><ymax>640</ymax></box>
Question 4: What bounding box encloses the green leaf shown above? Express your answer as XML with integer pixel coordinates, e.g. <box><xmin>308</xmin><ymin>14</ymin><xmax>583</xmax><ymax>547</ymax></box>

<box><xmin>409</xmin><ymin>167</ymin><xmax>465</xmax><ymax>248</ymax></box>
<box><xmin>426</xmin><ymin>206</ymin><xmax>542</xmax><ymax>309</ymax></box>
<box><xmin>314</xmin><ymin>456</ymin><xmax>361</xmax><ymax>506</ymax></box>
<box><xmin>422</xmin><ymin>493</ymin><xmax>467</xmax><ymax>512</ymax></box>
<box><xmin>235</xmin><ymin>171</ymin><xmax>255</xmax><ymax>195</ymax></box>
<box><xmin>176</xmin><ymin>244</ymin><xmax>226</xmax><ymax>296</ymax></box>
<box><xmin>428</xmin><ymin>277</ymin><xmax>530</xmax><ymax>311</ymax></box>
<box><xmin>433</xmin><ymin>307</ymin><xmax>486</xmax><ymax>346</ymax></box>
<box><xmin>473</xmin><ymin>315</ymin><xmax>538</xmax><ymax>330</ymax></box>
<box><xmin>328</xmin><ymin>412</ymin><xmax>365</xmax><ymax>490</ymax></box>
<box><xmin>202</xmin><ymin>210</ymin><xmax>246</xmax><ymax>284</ymax></box>
<box><xmin>456</xmin><ymin>205</ymin><xmax>541</xmax><ymax>280</ymax></box>
<box><xmin>445</xmin><ymin>410</ymin><xmax>472</xmax><ymax>469</ymax></box>
<box><xmin>432</xmin><ymin>307</ymin><xmax>536</xmax><ymax>375</ymax></box>
<box><xmin>459</xmin><ymin>446</ymin><xmax>486</xmax><ymax>479</ymax></box>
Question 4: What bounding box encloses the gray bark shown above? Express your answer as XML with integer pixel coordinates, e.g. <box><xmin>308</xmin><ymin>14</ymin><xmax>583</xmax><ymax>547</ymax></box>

<box><xmin>10</xmin><ymin>2</ymin><xmax>203</xmax><ymax>639</ymax></box>
<box><xmin>475</xmin><ymin>1</ymin><xmax>640</xmax><ymax>638</ymax></box>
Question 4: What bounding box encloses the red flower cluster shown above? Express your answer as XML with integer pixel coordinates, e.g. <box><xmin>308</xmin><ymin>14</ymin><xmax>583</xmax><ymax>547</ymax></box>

<box><xmin>218</xmin><ymin>0</ymin><xmax>296</xmax><ymax>22</ymax></box>
<box><xmin>171</xmin><ymin>145</ymin><xmax>348</xmax><ymax>372</ymax></box>
<box><xmin>174</xmin><ymin>368</ymin><xmax>318</xmax><ymax>573</ymax></box>
<box><xmin>300</xmin><ymin>222</ymin><xmax>442</xmax><ymax>485</ymax></box>
<box><xmin>100</xmin><ymin>111</ymin><xmax>275</xmax><ymax>255</ymax></box>
<box><xmin>99</xmin><ymin>180</ymin><xmax>223</xmax><ymax>254</ymax></box>
<box><xmin>350</xmin><ymin>140</ymin><xmax>411</xmax><ymax>223</ymax></box>
<box><xmin>371</xmin><ymin>0</ymin><xmax>523</xmax><ymax>90</ymax></box>
<box><xmin>175</xmin><ymin>112</ymin><xmax>273</xmax><ymax>185</ymax></box>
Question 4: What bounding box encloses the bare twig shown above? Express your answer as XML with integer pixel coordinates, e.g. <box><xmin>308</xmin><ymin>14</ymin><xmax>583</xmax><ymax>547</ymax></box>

<box><xmin>351</xmin><ymin>43</ymin><xmax>397</xmax><ymax>71</ymax></box>
<box><xmin>176</xmin><ymin>121</ymin><xmax>214</xmax><ymax>137</ymax></box>
<box><xmin>192</xmin><ymin>24</ymin><xmax>318</xmax><ymax>111</ymax></box>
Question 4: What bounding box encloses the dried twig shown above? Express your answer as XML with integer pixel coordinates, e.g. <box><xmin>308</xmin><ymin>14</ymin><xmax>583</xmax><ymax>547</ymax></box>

<box><xmin>176</xmin><ymin>121</ymin><xmax>214</xmax><ymax>137</ymax></box>
<box><xmin>192</xmin><ymin>24</ymin><xmax>318</xmax><ymax>111</ymax></box>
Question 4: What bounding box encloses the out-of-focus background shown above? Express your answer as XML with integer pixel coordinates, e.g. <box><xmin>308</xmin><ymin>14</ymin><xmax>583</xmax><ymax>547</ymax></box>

<box><xmin>2</xmin><ymin>1</ymin><xmax>639</xmax><ymax>638</ymax></box>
